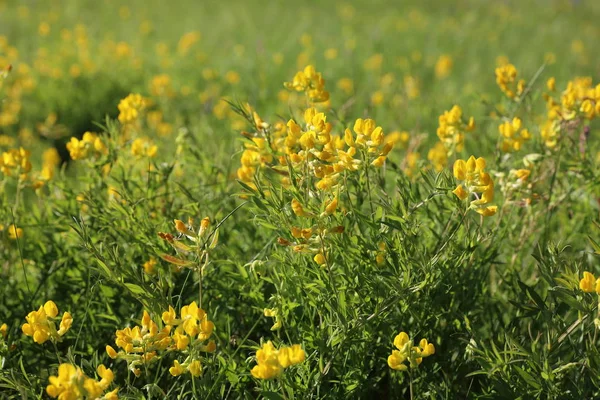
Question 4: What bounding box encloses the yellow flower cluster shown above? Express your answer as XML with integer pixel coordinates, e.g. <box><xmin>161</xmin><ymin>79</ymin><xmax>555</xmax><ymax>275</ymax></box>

<box><xmin>107</xmin><ymin>303</ymin><xmax>215</xmax><ymax>378</ymax></box>
<box><xmin>279</xmin><ymin>197</ymin><xmax>345</xmax><ymax>266</ymax></box>
<box><xmin>162</xmin><ymin>301</ymin><xmax>216</xmax><ymax>377</ymax></box>
<box><xmin>0</xmin><ymin>147</ymin><xmax>32</xmax><ymax>177</ymax></box>
<box><xmin>238</xmin><ymin>70</ymin><xmax>399</xmax><ymax>192</ymax></box>
<box><xmin>263</xmin><ymin>308</ymin><xmax>282</xmax><ymax>331</ymax></box>
<box><xmin>345</xmin><ymin>117</ymin><xmax>394</xmax><ymax>167</ymax></box>
<box><xmin>498</xmin><ymin>117</ymin><xmax>531</xmax><ymax>152</ymax></box>
<box><xmin>250</xmin><ymin>341</ymin><xmax>305</xmax><ymax>380</ymax></box>
<box><xmin>117</xmin><ymin>93</ymin><xmax>149</xmax><ymax>124</ymax></box>
<box><xmin>66</xmin><ymin>132</ymin><xmax>108</xmax><ymax>160</ymax></box>
<box><xmin>130</xmin><ymin>137</ymin><xmax>158</xmax><ymax>158</ymax></box>
<box><xmin>284</xmin><ymin>65</ymin><xmax>330</xmax><ymax>103</ymax></box>
<box><xmin>150</xmin><ymin>74</ymin><xmax>174</xmax><ymax>98</ymax></box>
<box><xmin>541</xmin><ymin>77</ymin><xmax>600</xmax><ymax>148</ymax></box>
<box><xmin>2</xmin><ymin>223</ymin><xmax>23</xmax><ymax>240</ymax></box>
<box><xmin>235</xmin><ymin>109</ymin><xmax>283</xmax><ymax>187</ymax></box>
<box><xmin>427</xmin><ymin>141</ymin><xmax>448</xmax><ymax>172</ymax></box>
<box><xmin>46</xmin><ymin>363</ymin><xmax>118</xmax><ymax>400</ymax></box>
<box><xmin>579</xmin><ymin>271</ymin><xmax>600</xmax><ymax>294</ymax></box>
<box><xmin>36</xmin><ymin>147</ymin><xmax>61</xmax><ymax>185</ymax></box>
<box><xmin>452</xmin><ymin>156</ymin><xmax>497</xmax><ymax>216</ymax></box>
<box><xmin>22</xmin><ymin>301</ymin><xmax>72</xmax><ymax>344</ymax></box>
<box><xmin>0</xmin><ymin>322</ymin><xmax>7</xmax><ymax>338</ymax></box>
<box><xmin>106</xmin><ymin>310</ymin><xmax>171</xmax><ymax>376</ymax></box>
<box><xmin>434</xmin><ymin>54</ymin><xmax>453</xmax><ymax>79</ymax></box>
<box><xmin>387</xmin><ymin>331</ymin><xmax>435</xmax><ymax>371</ymax></box>
<box><xmin>495</xmin><ymin>63</ymin><xmax>526</xmax><ymax>99</ymax></box>
<box><xmin>436</xmin><ymin>105</ymin><xmax>475</xmax><ymax>153</ymax></box>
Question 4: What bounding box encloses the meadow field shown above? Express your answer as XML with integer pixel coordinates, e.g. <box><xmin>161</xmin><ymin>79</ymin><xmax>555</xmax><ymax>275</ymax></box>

<box><xmin>1</xmin><ymin>0</ymin><xmax>600</xmax><ymax>398</ymax></box>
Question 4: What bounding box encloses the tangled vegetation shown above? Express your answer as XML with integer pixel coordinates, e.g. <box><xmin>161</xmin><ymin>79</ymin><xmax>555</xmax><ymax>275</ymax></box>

<box><xmin>1</xmin><ymin>0</ymin><xmax>600</xmax><ymax>398</ymax></box>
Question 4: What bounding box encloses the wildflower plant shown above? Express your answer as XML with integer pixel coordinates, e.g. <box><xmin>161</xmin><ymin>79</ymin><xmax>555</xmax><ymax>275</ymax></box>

<box><xmin>0</xmin><ymin>2</ymin><xmax>600</xmax><ymax>399</ymax></box>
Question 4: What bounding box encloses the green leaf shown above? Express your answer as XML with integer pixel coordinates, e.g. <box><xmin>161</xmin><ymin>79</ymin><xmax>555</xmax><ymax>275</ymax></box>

<box><xmin>124</xmin><ymin>283</ymin><xmax>146</xmax><ymax>296</ymax></box>
<box><xmin>261</xmin><ymin>392</ymin><xmax>285</xmax><ymax>400</ymax></box>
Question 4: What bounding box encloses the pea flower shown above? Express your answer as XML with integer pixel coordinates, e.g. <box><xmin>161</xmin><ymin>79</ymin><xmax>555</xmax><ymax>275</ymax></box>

<box><xmin>251</xmin><ymin>341</ymin><xmax>305</xmax><ymax>380</ymax></box>
<box><xmin>284</xmin><ymin>65</ymin><xmax>330</xmax><ymax>103</ymax></box>
<box><xmin>387</xmin><ymin>331</ymin><xmax>435</xmax><ymax>371</ymax></box>
<box><xmin>46</xmin><ymin>363</ymin><xmax>118</xmax><ymax>400</ymax></box>
<box><xmin>436</xmin><ymin>105</ymin><xmax>475</xmax><ymax>154</ymax></box>
<box><xmin>498</xmin><ymin>117</ymin><xmax>531</xmax><ymax>152</ymax></box>
<box><xmin>495</xmin><ymin>63</ymin><xmax>526</xmax><ymax>99</ymax></box>
<box><xmin>108</xmin><ymin>310</ymin><xmax>172</xmax><ymax>376</ymax></box>
<box><xmin>161</xmin><ymin>302</ymin><xmax>216</xmax><ymax>377</ymax></box>
<box><xmin>118</xmin><ymin>93</ymin><xmax>149</xmax><ymax>124</ymax></box>
<box><xmin>579</xmin><ymin>271</ymin><xmax>600</xmax><ymax>294</ymax></box>
<box><xmin>452</xmin><ymin>156</ymin><xmax>497</xmax><ymax>216</ymax></box>
<box><xmin>130</xmin><ymin>137</ymin><xmax>158</xmax><ymax>158</ymax></box>
<box><xmin>0</xmin><ymin>147</ymin><xmax>32</xmax><ymax>177</ymax></box>
<box><xmin>66</xmin><ymin>132</ymin><xmax>108</xmax><ymax>160</ymax></box>
<box><xmin>7</xmin><ymin>224</ymin><xmax>23</xmax><ymax>240</ymax></box>
<box><xmin>22</xmin><ymin>301</ymin><xmax>72</xmax><ymax>344</ymax></box>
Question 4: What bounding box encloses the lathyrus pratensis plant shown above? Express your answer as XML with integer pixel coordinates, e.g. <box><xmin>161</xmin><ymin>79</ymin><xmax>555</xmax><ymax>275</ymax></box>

<box><xmin>1</xmin><ymin>33</ymin><xmax>599</xmax><ymax>399</ymax></box>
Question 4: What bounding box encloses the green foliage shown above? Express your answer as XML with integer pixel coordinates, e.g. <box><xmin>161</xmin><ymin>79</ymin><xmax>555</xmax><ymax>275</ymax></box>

<box><xmin>1</xmin><ymin>0</ymin><xmax>600</xmax><ymax>399</ymax></box>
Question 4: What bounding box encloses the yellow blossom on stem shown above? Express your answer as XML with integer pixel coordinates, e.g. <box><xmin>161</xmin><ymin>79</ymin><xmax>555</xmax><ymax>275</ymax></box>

<box><xmin>118</xmin><ymin>93</ymin><xmax>149</xmax><ymax>124</ymax></box>
<box><xmin>284</xmin><ymin>65</ymin><xmax>330</xmax><ymax>103</ymax></box>
<box><xmin>22</xmin><ymin>301</ymin><xmax>72</xmax><ymax>344</ymax></box>
<box><xmin>498</xmin><ymin>117</ymin><xmax>531</xmax><ymax>152</ymax></box>
<box><xmin>452</xmin><ymin>156</ymin><xmax>497</xmax><ymax>216</ymax></box>
<box><xmin>388</xmin><ymin>331</ymin><xmax>435</xmax><ymax>371</ymax></box>
<box><xmin>579</xmin><ymin>271</ymin><xmax>600</xmax><ymax>293</ymax></box>
<box><xmin>66</xmin><ymin>132</ymin><xmax>108</xmax><ymax>161</ymax></box>
<box><xmin>46</xmin><ymin>363</ymin><xmax>117</xmax><ymax>400</ymax></box>
<box><xmin>495</xmin><ymin>63</ymin><xmax>525</xmax><ymax>99</ymax></box>
<box><xmin>436</xmin><ymin>105</ymin><xmax>474</xmax><ymax>153</ymax></box>
<box><xmin>0</xmin><ymin>147</ymin><xmax>32</xmax><ymax>177</ymax></box>
<box><xmin>251</xmin><ymin>341</ymin><xmax>305</xmax><ymax>380</ymax></box>
<box><xmin>7</xmin><ymin>224</ymin><xmax>22</xmax><ymax>240</ymax></box>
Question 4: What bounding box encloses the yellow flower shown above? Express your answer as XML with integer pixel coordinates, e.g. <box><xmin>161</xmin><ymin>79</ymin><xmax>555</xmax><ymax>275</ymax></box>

<box><xmin>284</xmin><ymin>65</ymin><xmax>329</xmax><ymax>103</ymax></box>
<box><xmin>264</xmin><ymin>308</ymin><xmax>282</xmax><ymax>331</ymax></box>
<box><xmin>7</xmin><ymin>224</ymin><xmax>22</xmax><ymax>240</ymax></box>
<box><xmin>106</xmin><ymin>345</ymin><xmax>118</xmax><ymax>359</ymax></box>
<box><xmin>427</xmin><ymin>141</ymin><xmax>447</xmax><ymax>172</ymax></box>
<box><xmin>170</xmin><ymin>360</ymin><xmax>184</xmax><ymax>376</ymax></box>
<box><xmin>434</xmin><ymin>54</ymin><xmax>453</xmax><ymax>79</ymax></box>
<box><xmin>291</xmin><ymin>199</ymin><xmax>305</xmax><ymax>217</ymax></box>
<box><xmin>22</xmin><ymin>301</ymin><xmax>71</xmax><ymax>344</ymax></box>
<box><xmin>250</xmin><ymin>341</ymin><xmax>305</xmax><ymax>380</ymax></box>
<box><xmin>388</xmin><ymin>331</ymin><xmax>435</xmax><ymax>371</ymax></box>
<box><xmin>314</xmin><ymin>253</ymin><xmax>326</xmax><ymax>265</ymax></box>
<box><xmin>388</xmin><ymin>350</ymin><xmax>408</xmax><ymax>371</ymax></box>
<box><xmin>436</xmin><ymin>105</ymin><xmax>474</xmax><ymax>153</ymax></box>
<box><xmin>278</xmin><ymin>344</ymin><xmax>306</xmax><ymax>368</ymax></box>
<box><xmin>131</xmin><ymin>137</ymin><xmax>158</xmax><ymax>158</ymax></box>
<box><xmin>143</xmin><ymin>257</ymin><xmax>158</xmax><ymax>274</ymax></box>
<box><xmin>188</xmin><ymin>360</ymin><xmax>203</xmax><ymax>377</ymax></box>
<box><xmin>0</xmin><ymin>147</ymin><xmax>32</xmax><ymax>177</ymax></box>
<box><xmin>251</xmin><ymin>341</ymin><xmax>283</xmax><ymax>380</ymax></box>
<box><xmin>66</xmin><ymin>132</ymin><xmax>107</xmax><ymax>161</ymax></box>
<box><xmin>452</xmin><ymin>156</ymin><xmax>497</xmax><ymax>216</ymax></box>
<box><xmin>323</xmin><ymin>197</ymin><xmax>338</xmax><ymax>216</ymax></box>
<box><xmin>498</xmin><ymin>117</ymin><xmax>530</xmax><ymax>152</ymax></box>
<box><xmin>0</xmin><ymin>323</ymin><xmax>7</xmax><ymax>338</ymax></box>
<box><xmin>118</xmin><ymin>93</ymin><xmax>149</xmax><ymax>124</ymax></box>
<box><xmin>580</xmin><ymin>271</ymin><xmax>596</xmax><ymax>293</ymax></box>
<box><xmin>46</xmin><ymin>363</ymin><xmax>116</xmax><ymax>399</ymax></box>
<box><xmin>495</xmin><ymin>63</ymin><xmax>525</xmax><ymax>99</ymax></box>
